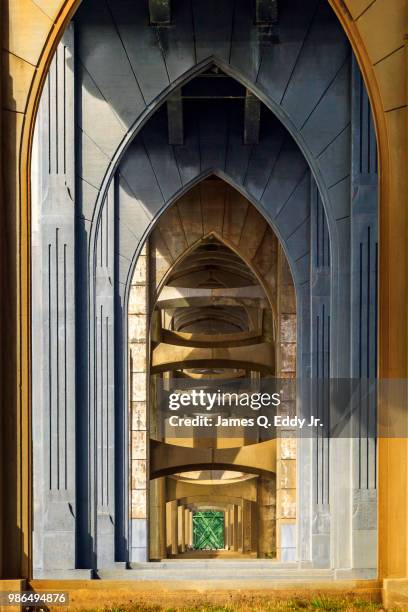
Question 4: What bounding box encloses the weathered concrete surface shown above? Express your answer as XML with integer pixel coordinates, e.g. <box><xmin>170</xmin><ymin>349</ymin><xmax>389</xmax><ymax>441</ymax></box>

<box><xmin>161</xmin><ymin>329</ymin><xmax>264</xmax><ymax>348</ymax></box>
<box><xmin>151</xmin><ymin>440</ymin><xmax>277</xmax><ymax>479</ymax></box>
<box><xmin>151</xmin><ymin>342</ymin><xmax>274</xmax><ymax>374</ymax></box>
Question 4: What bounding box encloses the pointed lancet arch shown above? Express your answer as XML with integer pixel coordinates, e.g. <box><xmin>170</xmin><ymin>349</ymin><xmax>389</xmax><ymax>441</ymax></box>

<box><xmin>124</xmin><ymin>170</ymin><xmax>302</xmax><ymax>317</ymax></box>
<box><xmin>5</xmin><ymin>0</ymin><xmax>398</xmax><ymax>584</ymax></box>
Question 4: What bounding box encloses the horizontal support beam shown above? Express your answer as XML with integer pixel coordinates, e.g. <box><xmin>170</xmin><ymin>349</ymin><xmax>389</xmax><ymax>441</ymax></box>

<box><xmin>151</xmin><ymin>439</ymin><xmax>277</xmax><ymax>479</ymax></box>
<box><xmin>176</xmin><ymin>495</ymin><xmax>246</xmax><ymax>506</ymax></box>
<box><xmin>179</xmin><ymin>370</ymin><xmax>246</xmax><ymax>380</ymax></box>
<box><xmin>162</xmin><ymin>329</ymin><xmax>264</xmax><ymax>348</ymax></box>
<box><xmin>151</xmin><ymin>342</ymin><xmax>274</xmax><ymax>374</ymax></box>
<box><xmin>158</xmin><ymin>296</ymin><xmax>269</xmax><ymax>310</ymax></box>
<box><xmin>159</xmin><ymin>286</ymin><xmax>266</xmax><ymax>300</ymax></box>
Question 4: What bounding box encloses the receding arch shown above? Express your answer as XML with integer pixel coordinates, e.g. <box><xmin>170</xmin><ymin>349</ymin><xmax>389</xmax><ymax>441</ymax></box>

<box><xmin>124</xmin><ymin>170</ymin><xmax>302</xmax><ymax>316</ymax></box>
<box><xmin>11</xmin><ymin>0</ymin><xmax>390</xmax><ymax>580</ymax></box>
<box><xmin>89</xmin><ymin>52</ymin><xmax>346</xmax><ymax>302</ymax></box>
<box><xmin>151</xmin><ymin>228</ymin><xmax>280</xmax><ymax>323</ymax></box>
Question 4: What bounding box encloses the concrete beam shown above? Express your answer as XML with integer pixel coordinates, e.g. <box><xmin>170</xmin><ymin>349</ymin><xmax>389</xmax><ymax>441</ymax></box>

<box><xmin>178</xmin><ymin>495</ymin><xmax>244</xmax><ymax>508</ymax></box>
<box><xmin>151</xmin><ymin>439</ymin><xmax>277</xmax><ymax>479</ymax></box>
<box><xmin>162</xmin><ymin>330</ymin><xmax>263</xmax><ymax>348</ymax></box>
<box><xmin>151</xmin><ymin>342</ymin><xmax>274</xmax><ymax>374</ymax></box>
<box><xmin>168</xmin><ymin>269</ymin><xmax>255</xmax><ymax>289</ymax></box>
<box><xmin>244</xmin><ymin>90</ymin><xmax>261</xmax><ymax>145</ymax></box>
<box><xmin>167</xmin><ymin>476</ymin><xmax>258</xmax><ymax>505</ymax></box>
<box><xmin>158</xmin><ymin>286</ymin><xmax>266</xmax><ymax>301</ymax></box>
<box><xmin>149</xmin><ymin>0</ymin><xmax>171</xmax><ymax>25</ymax></box>
<box><xmin>167</xmin><ymin>89</ymin><xmax>183</xmax><ymax>145</ymax></box>
<box><xmin>180</xmin><ymin>370</ymin><xmax>246</xmax><ymax>380</ymax></box>
<box><xmin>158</xmin><ymin>296</ymin><xmax>269</xmax><ymax>310</ymax></box>
<box><xmin>255</xmin><ymin>0</ymin><xmax>278</xmax><ymax>25</ymax></box>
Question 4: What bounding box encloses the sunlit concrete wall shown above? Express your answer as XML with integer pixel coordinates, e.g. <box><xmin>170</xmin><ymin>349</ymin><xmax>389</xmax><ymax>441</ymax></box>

<box><xmin>0</xmin><ymin>2</ymin><xmax>407</xmax><ymax>597</ymax></box>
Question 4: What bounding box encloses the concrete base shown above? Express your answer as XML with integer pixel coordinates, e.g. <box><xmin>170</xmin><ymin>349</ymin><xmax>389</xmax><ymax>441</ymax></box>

<box><xmin>32</xmin><ymin>569</ymin><xmax>94</xmax><ymax>579</ymax></box>
<box><xmin>383</xmin><ymin>578</ymin><xmax>408</xmax><ymax>609</ymax></box>
<box><xmin>334</xmin><ymin>568</ymin><xmax>378</xmax><ymax>580</ymax></box>
<box><xmin>95</xmin><ymin>560</ymin><xmax>379</xmax><ymax>583</ymax></box>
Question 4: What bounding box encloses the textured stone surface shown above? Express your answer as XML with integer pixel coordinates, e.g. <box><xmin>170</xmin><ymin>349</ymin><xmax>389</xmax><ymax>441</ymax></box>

<box><xmin>279</xmin><ymin>438</ymin><xmax>297</xmax><ymax>460</ymax></box>
<box><xmin>280</xmin><ymin>343</ymin><xmax>296</xmax><ymax>372</ymax></box>
<box><xmin>128</xmin><ymin>316</ymin><xmax>147</xmax><ymax>343</ymax></box>
<box><xmin>278</xmin><ymin>460</ymin><xmax>296</xmax><ymax>489</ymax></box>
<box><xmin>277</xmin><ymin>490</ymin><xmax>296</xmax><ymax>519</ymax></box>
<box><xmin>280</xmin><ymin>314</ymin><xmax>297</xmax><ymax>343</ymax></box>
<box><xmin>132</xmin><ymin>490</ymin><xmax>148</xmax><ymax>519</ymax></box>
<box><xmin>129</xmin><ymin>286</ymin><xmax>147</xmax><ymax>315</ymax></box>
<box><xmin>131</xmin><ymin>372</ymin><xmax>147</xmax><ymax>402</ymax></box>
<box><xmin>131</xmin><ymin>402</ymin><xmax>147</xmax><ymax>431</ymax></box>
<box><xmin>353</xmin><ymin>489</ymin><xmax>377</xmax><ymax>530</ymax></box>
<box><xmin>132</xmin><ymin>431</ymin><xmax>147</xmax><ymax>460</ymax></box>
<box><xmin>130</xmin><ymin>342</ymin><xmax>147</xmax><ymax>372</ymax></box>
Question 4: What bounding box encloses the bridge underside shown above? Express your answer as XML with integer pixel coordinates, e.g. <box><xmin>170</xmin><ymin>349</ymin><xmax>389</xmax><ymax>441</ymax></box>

<box><xmin>30</xmin><ymin>0</ymin><xmax>378</xmax><ymax>584</ymax></box>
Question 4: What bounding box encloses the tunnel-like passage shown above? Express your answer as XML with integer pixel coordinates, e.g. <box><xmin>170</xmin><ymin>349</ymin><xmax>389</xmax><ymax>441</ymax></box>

<box><xmin>30</xmin><ymin>0</ymin><xmax>378</xmax><ymax>577</ymax></box>
<box><xmin>129</xmin><ymin>176</ymin><xmax>296</xmax><ymax>560</ymax></box>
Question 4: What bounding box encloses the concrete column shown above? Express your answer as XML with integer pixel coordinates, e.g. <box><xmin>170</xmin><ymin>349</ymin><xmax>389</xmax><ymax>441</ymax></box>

<box><xmin>242</xmin><ymin>500</ymin><xmax>252</xmax><ymax>553</ymax></box>
<box><xmin>184</xmin><ymin>509</ymin><xmax>190</xmax><ymax>550</ymax></box>
<box><xmin>149</xmin><ymin>478</ymin><xmax>166</xmax><ymax>560</ymax></box>
<box><xmin>224</xmin><ymin>509</ymin><xmax>230</xmax><ymax>550</ymax></box>
<box><xmin>297</xmin><ymin>278</ymin><xmax>313</xmax><ymax>567</ymax></box>
<box><xmin>228</xmin><ymin>507</ymin><xmax>234</xmax><ymax>550</ymax></box>
<box><xmin>233</xmin><ymin>505</ymin><xmax>239</xmax><ymax>551</ymax></box>
<box><xmin>129</xmin><ymin>248</ymin><xmax>149</xmax><ymax>563</ymax></box>
<box><xmin>166</xmin><ymin>502</ymin><xmax>172</xmax><ymax>556</ymax></box>
<box><xmin>237</xmin><ymin>505</ymin><xmax>243</xmax><ymax>552</ymax></box>
<box><xmin>250</xmin><ymin>501</ymin><xmax>258</xmax><ymax>555</ymax></box>
<box><xmin>346</xmin><ymin>57</ymin><xmax>378</xmax><ymax>579</ymax></box>
<box><xmin>326</xmin><ymin>60</ymin><xmax>378</xmax><ymax>581</ymax></box>
<box><xmin>190</xmin><ymin>509</ymin><xmax>193</xmax><ymax>548</ymax></box>
<box><xmin>94</xmin><ymin>179</ymin><xmax>116</xmax><ymax>569</ymax></box>
<box><xmin>32</xmin><ymin>28</ymin><xmax>81</xmax><ymax>577</ymax></box>
<box><xmin>166</xmin><ymin>500</ymin><xmax>178</xmax><ymax>556</ymax></box>
<box><xmin>276</xmin><ymin>247</ymin><xmax>297</xmax><ymax>562</ymax></box>
<box><xmin>257</xmin><ymin>476</ymin><xmax>276</xmax><ymax>558</ymax></box>
<box><xmin>184</xmin><ymin>508</ymin><xmax>191</xmax><ymax>550</ymax></box>
<box><xmin>178</xmin><ymin>505</ymin><xmax>185</xmax><ymax>553</ymax></box>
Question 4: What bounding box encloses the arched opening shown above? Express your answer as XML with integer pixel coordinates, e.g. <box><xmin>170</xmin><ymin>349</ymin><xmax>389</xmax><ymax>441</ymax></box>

<box><xmin>28</xmin><ymin>0</ymin><xmax>380</xmax><ymax>582</ymax></box>
<box><xmin>128</xmin><ymin>176</ymin><xmax>296</xmax><ymax>561</ymax></box>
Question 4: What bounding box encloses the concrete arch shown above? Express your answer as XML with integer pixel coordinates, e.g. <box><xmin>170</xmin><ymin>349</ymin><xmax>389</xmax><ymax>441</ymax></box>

<box><xmin>89</xmin><ymin>52</ymin><xmax>336</xmax><ymax>254</ymax></box>
<box><xmin>29</xmin><ymin>7</ymin><xmax>358</xmax><ymax>577</ymax></box>
<box><xmin>124</xmin><ymin>169</ymin><xmax>305</xmax><ymax>313</ymax></box>
<box><xmin>77</xmin><ymin>2</ymin><xmax>356</xmax><ymax>382</ymax></box>
<box><xmin>151</xmin><ymin>342</ymin><xmax>275</xmax><ymax>375</ymax></box>
<box><xmin>149</xmin><ymin>226</ymin><xmax>282</xmax><ymax>324</ymax></box>
<box><xmin>87</xmin><ymin>44</ymin><xmax>351</xmax><ymax>326</ymax></box>
<box><xmin>150</xmin><ymin>440</ymin><xmax>277</xmax><ymax>480</ymax></box>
